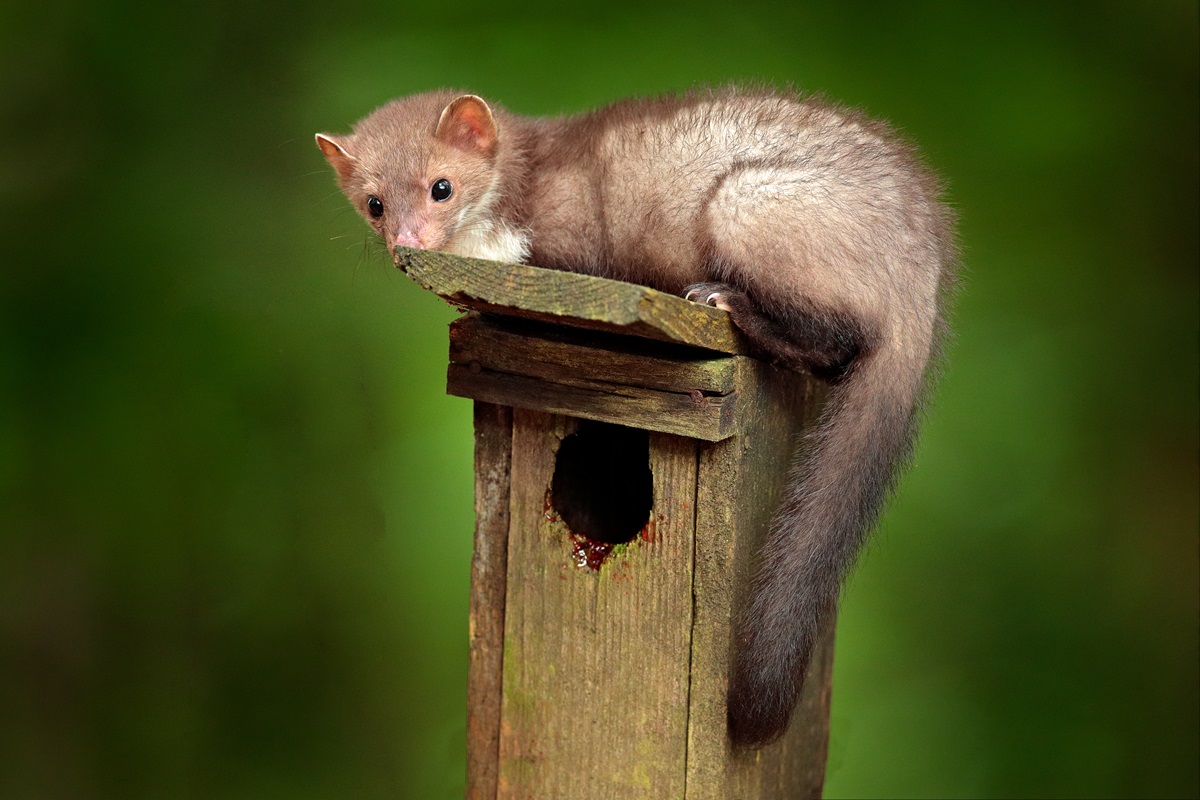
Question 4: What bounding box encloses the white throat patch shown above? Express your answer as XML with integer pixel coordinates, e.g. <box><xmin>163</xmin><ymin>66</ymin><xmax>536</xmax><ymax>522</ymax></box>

<box><xmin>447</xmin><ymin>219</ymin><xmax>531</xmax><ymax>264</ymax></box>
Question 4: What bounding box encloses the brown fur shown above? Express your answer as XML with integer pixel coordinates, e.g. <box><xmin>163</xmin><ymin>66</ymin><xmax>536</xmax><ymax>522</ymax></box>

<box><xmin>317</xmin><ymin>86</ymin><xmax>958</xmax><ymax>747</ymax></box>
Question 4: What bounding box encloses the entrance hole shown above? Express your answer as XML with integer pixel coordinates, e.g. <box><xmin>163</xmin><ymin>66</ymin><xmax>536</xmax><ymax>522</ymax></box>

<box><xmin>550</xmin><ymin>420</ymin><xmax>653</xmax><ymax>546</ymax></box>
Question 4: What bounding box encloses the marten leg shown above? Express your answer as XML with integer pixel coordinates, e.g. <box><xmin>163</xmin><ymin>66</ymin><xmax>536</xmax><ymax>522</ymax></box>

<box><xmin>683</xmin><ymin>282</ymin><xmax>874</xmax><ymax>381</ymax></box>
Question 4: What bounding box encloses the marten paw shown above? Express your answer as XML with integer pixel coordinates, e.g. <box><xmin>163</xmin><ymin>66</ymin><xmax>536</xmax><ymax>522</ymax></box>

<box><xmin>683</xmin><ymin>282</ymin><xmax>741</xmax><ymax>313</ymax></box>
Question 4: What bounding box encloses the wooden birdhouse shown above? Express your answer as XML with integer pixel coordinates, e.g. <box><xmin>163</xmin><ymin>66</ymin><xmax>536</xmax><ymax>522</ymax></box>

<box><xmin>396</xmin><ymin>249</ymin><xmax>835</xmax><ymax>800</ymax></box>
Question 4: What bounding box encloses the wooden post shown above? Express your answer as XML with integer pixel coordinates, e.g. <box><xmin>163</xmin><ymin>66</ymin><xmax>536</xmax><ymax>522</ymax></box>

<box><xmin>397</xmin><ymin>249</ymin><xmax>835</xmax><ymax>799</ymax></box>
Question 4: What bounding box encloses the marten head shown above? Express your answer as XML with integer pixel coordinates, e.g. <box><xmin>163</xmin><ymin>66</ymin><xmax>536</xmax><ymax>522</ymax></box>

<box><xmin>317</xmin><ymin>92</ymin><xmax>501</xmax><ymax>258</ymax></box>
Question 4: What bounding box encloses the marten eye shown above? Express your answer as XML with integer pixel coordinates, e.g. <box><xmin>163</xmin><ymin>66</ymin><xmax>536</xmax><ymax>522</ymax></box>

<box><xmin>431</xmin><ymin>179</ymin><xmax>453</xmax><ymax>202</ymax></box>
<box><xmin>367</xmin><ymin>196</ymin><xmax>384</xmax><ymax>218</ymax></box>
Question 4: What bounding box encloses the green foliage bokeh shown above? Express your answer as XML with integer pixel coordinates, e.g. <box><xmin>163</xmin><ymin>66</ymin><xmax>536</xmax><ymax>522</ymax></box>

<box><xmin>1</xmin><ymin>2</ymin><xmax>1196</xmax><ymax>798</ymax></box>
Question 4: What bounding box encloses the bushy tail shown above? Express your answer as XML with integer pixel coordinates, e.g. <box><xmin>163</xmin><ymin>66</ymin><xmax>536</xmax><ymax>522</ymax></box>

<box><xmin>727</xmin><ymin>338</ymin><xmax>925</xmax><ymax>746</ymax></box>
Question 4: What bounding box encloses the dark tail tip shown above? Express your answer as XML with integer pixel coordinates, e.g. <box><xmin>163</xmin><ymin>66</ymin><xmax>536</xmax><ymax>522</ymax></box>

<box><xmin>726</xmin><ymin>654</ymin><xmax>807</xmax><ymax>748</ymax></box>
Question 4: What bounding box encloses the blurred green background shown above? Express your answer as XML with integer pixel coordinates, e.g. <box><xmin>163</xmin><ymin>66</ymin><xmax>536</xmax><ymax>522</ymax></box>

<box><xmin>2</xmin><ymin>1</ymin><xmax>1196</xmax><ymax>798</ymax></box>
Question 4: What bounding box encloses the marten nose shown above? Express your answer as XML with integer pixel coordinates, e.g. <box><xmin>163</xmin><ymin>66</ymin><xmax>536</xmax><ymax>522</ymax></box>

<box><xmin>393</xmin><ymin>230</ymin><xmax>423</xmax><ymax>249</ymax></box>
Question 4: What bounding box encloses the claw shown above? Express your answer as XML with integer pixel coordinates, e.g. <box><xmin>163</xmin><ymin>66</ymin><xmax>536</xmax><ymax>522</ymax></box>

<box><xmin>683</xmin><ymin>283</ymin><xmax>735</xmax><ymax>312</ymax></box>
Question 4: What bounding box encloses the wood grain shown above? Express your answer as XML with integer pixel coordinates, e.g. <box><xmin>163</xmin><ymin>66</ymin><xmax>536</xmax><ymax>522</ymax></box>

<box><xmin>496</xmin><ymin>410</ymin><xmax>697</xmax><ymax>797</ymax></box>
<box><xmin>396</xmin><ymin>247</ymin><xmax>750</xmax><ymax>355</ymax></box>
<box><xmin>701</xmin><ymin>373</ymin><xmax>834</xmax><ymax>799</ymax></box>
<box><xmin>419</xmin><ymin>248</ymin><xmax>836</xmax><ymax>797</ymax></box>
<box><xmin>447</xmin><ymin>364</ymin><xmax>737</xmax><ymax>443</ymax></box>
<box><xmin>450</xmin><ymin>315</ymin><xmax>739</xmax><ymax>396</ymax></box>
<box><xmin>466</xmin><ymin>403</ymin><xmax>513</xmax><ymax>800</ymax></box>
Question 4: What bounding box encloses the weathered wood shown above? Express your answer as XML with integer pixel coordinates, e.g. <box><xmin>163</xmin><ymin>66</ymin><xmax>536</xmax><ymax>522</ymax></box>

<box><xmin>689</xmin><ymin>366</ymin><xmax>834</xmax><ymax>799</ymax></box>
<box><xmin>447</xmin><ymin>363</ymin><xmax>738</xmax><ymax>443</ymax></box>
<box><xmin>417</xmin><ymin>248</ymin><xmax>835</xmax><ymax>797</ymax></box>
<box><xmin>397</xmin><ymin>247</ymin><xmax>750</xmax><ymax>355</ymax></box>
<box><xmin>496</xmin><ymin>410</ymin><xmax>697</xmax><ymax>797</ymax></box>
<box><xmin>447</xmin><ymin>313</ymin><xmax>753</xmax><ymax>441</ymax></box>
<box><xmin>462</xmin><ymin>370</ymin><xmax>832</xmax><ymax>799</ymax></box>
<box><xmin>450</xmin><ymin>314</ymin><xmax>739</xmax><ymax>395</ymax></box>
<box><xmin>466</xmin><ymin>403</ymin><xmax>513</xmax><ymax>800</ymax></box>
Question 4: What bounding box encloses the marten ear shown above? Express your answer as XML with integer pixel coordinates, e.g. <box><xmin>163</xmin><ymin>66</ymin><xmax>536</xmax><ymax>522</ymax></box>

<box><xmin>435</xmin><ymin>95</ymin><xmax>498</xmax><ymax>155</ymax></box>
<box><xmin>315</xmin><ymin>133</ymin><xmax>358</xmax><ymax>183</ymax></box>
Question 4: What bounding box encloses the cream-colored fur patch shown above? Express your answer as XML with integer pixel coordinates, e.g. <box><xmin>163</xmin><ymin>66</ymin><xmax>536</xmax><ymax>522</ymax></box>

<box><xmin>447</xmin><ymin>219</ymin><xmax>531</xmax><ymax>264</ymax></box>
<box><xmin>444</xmin><ymin>174</ymin><xmax>531</xmax><ymax>264</ymax></box>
